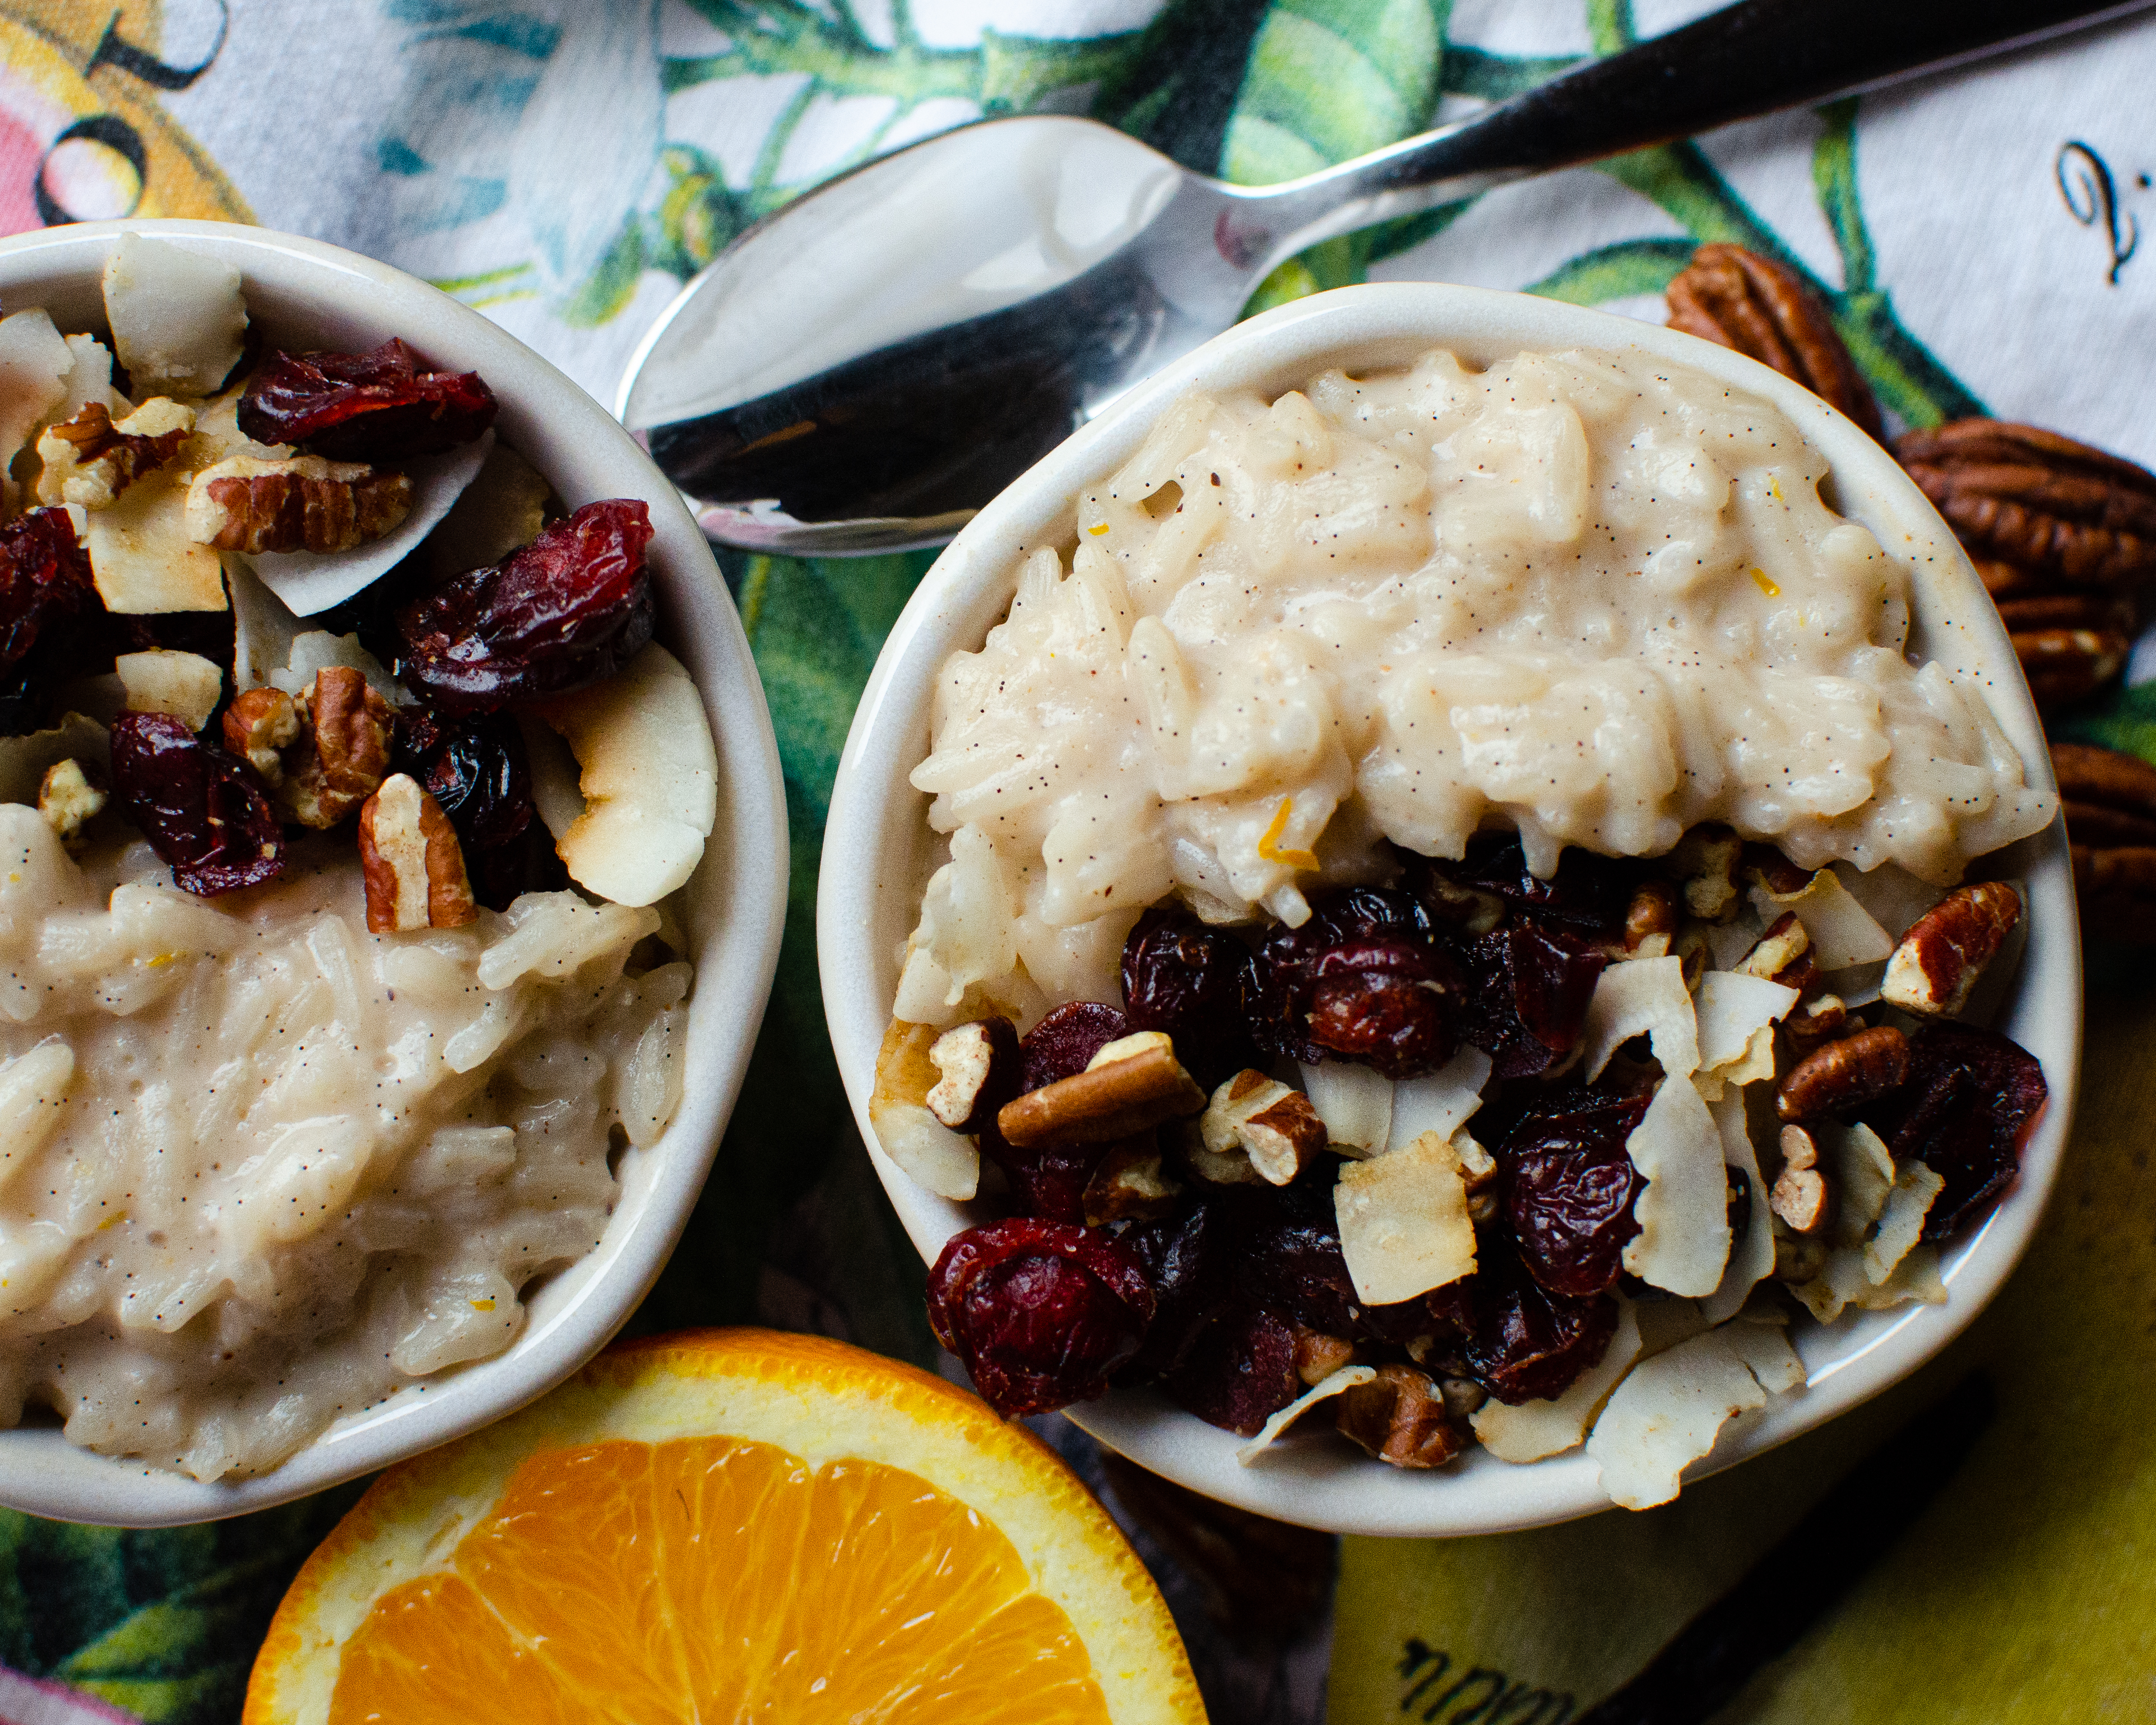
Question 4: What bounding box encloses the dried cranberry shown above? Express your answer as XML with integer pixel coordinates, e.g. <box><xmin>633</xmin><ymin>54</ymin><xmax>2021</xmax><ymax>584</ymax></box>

<box><xmin>1456</xmin><ymin>924</ymin><xmax>1607</xmax><ymax>1079</ymax></box>
<box><xmin>1020</xmin><ymin>1000</ymin><xmax>1130</xmax><ymax>1092</ymax></box>
<box><xmin>1163</xmin><ymin>1305</ymin><xmax>1300</xmax><ymax>1437</ymax></box>
<box><xmin>109</xmin><ymin>712</ymin><xmax>286</xmax><ymax>896</ymax></box>
<box><xmin>978</xmin><ymin>1126</ymin><xmax>1107</xmax><ymax>1227</ymax></box>
<box><xmin>1432</xmin><ymin>1242</ymin><xmax>1618</xmax><ymax>1404</ymax></box>
<box><xmin>1499</xmin><ymin>1089</ymin><xmax>1653</xmax><ymax>1297</ymax></box>
<box><xmin>238</xmin><ymin>338</ymin><xmax>497</xmax><ymax>462</ymax></box>
<box><xmin>1118</xmin><ymin>1205</ymin><xmax>1233</xmax><ymax>1384</ymax></box>
<box><xmin>1249</xmin><ymin>889</ymin><xmax>1459</xmax><ymax>1078</ymax></box>
<box><xmin>395</xmin><ymin>499</ymin><xmax>654</xmax><ymax>712</ymax></box>
<box><xmin>1439</xmin><ymin>834</ymin><xmax>1633</xmax><ymax>939</ymax></box>
<box><xmin>1120</xmin><ymin>909</ymin><xmax>1259</xmax><ymax>1087</ymax></box>
<box><xmin>1861</xmin><ymin>1022</ymin><xmax>2047</xmax><ymax>1241</ymax></box>
<box><xmin>0</xmin><ymin>508</ymin><xmax>99</xmax><ymax>735</ymax></box>
<box><xmin>926</xmin><ymin>1218</ymin><xmax>1153</xmax><ymax>1418</ymax></box>
<box><xmin>1237</xmin><ymin>1212</ymin><xmax>1366</xmax><ymax>1336</ymax></box>
<box><xmin>395</xmin><ymin>707</ymin><xmax>562</xmax><ymax>910</ymax></box>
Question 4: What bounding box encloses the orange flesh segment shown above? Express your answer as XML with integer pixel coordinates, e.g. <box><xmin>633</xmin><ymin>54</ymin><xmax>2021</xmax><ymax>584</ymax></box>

<box><xmin>327</xmin><ymin>1435</ymin><xmax>1112</xmax><ymax>1724</ymax></box>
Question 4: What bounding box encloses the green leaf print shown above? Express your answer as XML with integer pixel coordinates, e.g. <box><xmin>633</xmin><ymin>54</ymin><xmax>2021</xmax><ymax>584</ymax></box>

<box><xmin>1525</xmin><ymin>237</ymin><xmax>1698</xmax><ymax>304</ymax></box>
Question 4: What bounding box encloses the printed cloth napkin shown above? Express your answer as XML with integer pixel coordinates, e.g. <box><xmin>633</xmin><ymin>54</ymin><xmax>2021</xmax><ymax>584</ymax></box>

<box><xmin>3</xmin><ymin>1</ymin><xmax>2154</xmax><ymax>1720</ymax></box>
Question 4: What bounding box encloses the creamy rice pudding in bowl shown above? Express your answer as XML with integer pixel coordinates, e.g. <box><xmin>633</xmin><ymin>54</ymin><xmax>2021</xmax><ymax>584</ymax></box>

<box><xmin>0</xmin><ymin>221</ymin><xmax>785</xmax><ymax>1525</ymax></box>
<box><xmin>820</xmin><ymin>283</ymin><xmax>2079</xmax><ymax>1537</ymax></box>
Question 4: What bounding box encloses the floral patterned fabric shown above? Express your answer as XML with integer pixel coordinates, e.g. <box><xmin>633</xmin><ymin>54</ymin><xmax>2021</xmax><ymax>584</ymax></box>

<box><xmin>2</xmin><ymin>1</ymin><xmax>2153</xmax><ymax>1718</ymax></box>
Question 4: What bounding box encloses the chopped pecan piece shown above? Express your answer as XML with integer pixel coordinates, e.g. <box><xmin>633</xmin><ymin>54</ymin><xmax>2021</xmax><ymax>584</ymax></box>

<box><xmin>1737</xmin><ymin>911</ymin><xmax>1810</xmax><ymax>980</ymax></box>
<box><xmin>1783</xmin><ymin>993</ymin><xmax>1849</xmax><ymax>1052</ymax></box>
<box><xmin>1081</xmin><ymin>1137</ymin><xmax>1184</xmax><ymax>1225</ymax></box>
<box><xmin>2052</xmin><ymin>742</ymin><xmax>2156</xmax><ymax>944</ymax></box>
<box><xmin>35</xmin><ymin>398</ymin><xmax>194</xmax><ymax>508</ymax></box>
<box><xmin>1200</xmin><ymin>1069</ymin><xmax>1328</xmax><ymax>1185</ymax></box>
<box><xmin>1668</xmin><ymin>824</ymin><xmax>1742</xmax><ymax>921</ymax></box>
<box><xmin>1777</xmin><ymin>1026</ymin><xmax>1909</xmax><ymax>1123</ymax></box>
<box><xmin>1665</xmin><ymin>243</ymin><xmax>1882</xmax><ymax>436</ymax></box>
<box><xmin>1778</xmin><ymin>1124</ymin><xmax>1820</xmax><ymax>1171</ymax></box>
<box><xmin>184</xmin><ymin>454</ymin><xmax>412</xmax><ymax>554</ymax></box>
<box><xmin>1291</xmin><ymin>1325</ymin><xmax>1359</xmax><ymax>1387</ymax></box>
<box><xmin>997</xmin><ymin>1031</ymin><xmax>1206</xmax><ymax>1149</ymax></box>
<box><xmin>1770</xmin><ymin>1165</ymin><xmax>1830</xmax><ymax>1235</ymax></box>
<box><xmin>1898</xmin><ymin>419</ymin><xmax>2156</xmax><ymax>589</ymax></box>
<box><xmin>239</xmin><ymin>666</ymin><xmax>395</xmax><ymax>829</ymax></box>
<box><xmin>1880</xmin><ymin>881</ymin><xmax>2021</xmax><ymax>1018</ymax></box>
<box><xmin>1334</xmin><ymin>1365</ymin><xmax>1465</xmax><ymax>1469</ymax></box>
<box><xmin>37</xmin><ymin>757</ymin><xmax>104</xmax><ymax>848</ymax></box>
<box><xmin>1741</xmin><ymin>843</ymin><xmax>1813</xmax><ymax>896</ymax></box>
<box><xmin>358</xmin><ymin>773</ymin><xmax>477</xmax><ymax>933</ymax></box>
<box><xmin>924</xmin><ymin>1016</ymin><xmax>1022</xmax><ymax>1134</ymax></box>
<box><xmin>1612</xmin><ymin>880</ymin><xmax>1677</xmax><ymax>958</ymax></box>
<box><xmin>221</xmin><ymin>685</ymin><xmax>302</xmax><ymax>784</ymax></box>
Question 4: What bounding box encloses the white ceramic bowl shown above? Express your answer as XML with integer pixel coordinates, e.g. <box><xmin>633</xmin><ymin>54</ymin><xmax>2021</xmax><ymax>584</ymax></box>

<box><xmin>0</xmin><ymin>220</ymin><xmax>787</xmax><ymax>1527</ymax></box>
<box><xmin>819</xmin><ymin>282</ymin><xmax>2081</xmax><ymax>1538</ymax></box>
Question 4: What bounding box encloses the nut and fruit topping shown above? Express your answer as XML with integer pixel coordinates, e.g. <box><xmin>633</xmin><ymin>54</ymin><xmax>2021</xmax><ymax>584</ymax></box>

<box><xmin>357</xmin><ymin>772</ymin><xmax>479</xmax><ymax>933</ymax></box>
<box><xmin>35</xmin><ymin>398</ymin><xmax>193</xmax><ymax>508</ymax></box>
<box><xmin>238</xmin><ymin>337</ymin><xmax>497</xmax><ymax>461</ymax></box>
<box><xmin>0</xmin><ymin>507</ymin><xmax>98</xmax><ymax>735</ymax></box>
<box><xmin>184</xmin><ymin>455</ymin><xmax>413</xmax><ymax>554</ymax></box>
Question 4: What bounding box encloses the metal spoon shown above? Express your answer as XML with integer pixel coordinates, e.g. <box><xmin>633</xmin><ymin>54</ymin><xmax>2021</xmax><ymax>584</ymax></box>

<box><xmin>619</xmin><ymin>0</ymin><xmax>2152</xmax><ymax>557</ymax></box>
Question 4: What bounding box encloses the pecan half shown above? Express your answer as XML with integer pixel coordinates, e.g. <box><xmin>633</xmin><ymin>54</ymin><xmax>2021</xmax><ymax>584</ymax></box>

<box><xmin>240</xmin><ymin>667</ymin><xmax>393</xmax><ymax>829</ymax></box>
<box><xmin>1665</xmin><ymin>243</ymin><xmax>1882</xmax><ymax>437</ymax></box>
<box><xmin>1993</xmin><ymin>589</ymin><xmax>2134</xmax><ymax>710</ymax></box>
<box><xmin>1777</xmin><ymin>1025</ymin><xmax>1909</xmax><ymax>1123</ymax></box>
<box><xmin>184</xmin><ymin>455</ymin><xmax>412</xmax><ymax>554</ymax></box>
<box><xmin>1334</xmin><ymin>1365</ymin><xmax>1464</xmax><ymax>1469</ymax></box>
<box><xmin>35</xmin><ymin>398</ymin><xmax>194</xmax><ymax>508</ymax></box>
<box><xmin>2053</xmin><ymin>741</ymin><xmax>2156</xmax><ymax>944</ymax></box>
<box><xmin>1898</xmin><ymin>420</ymin><xmax>2156</xmax><ymax>588</ymax></box>
<box><xmin>998</xmin><ymin>1031</ymin><xmax>1207</xmax><ymax>1149</ymax></box>
<box><xmin>358</xmin><ymin>773</ymin><xmax>477</xmax><ymax>933</ymax></box>
<box><xmin>1880</xmin><ymin>881</ymin><xmax>2021</xmax><ymax>1018</ymax></box>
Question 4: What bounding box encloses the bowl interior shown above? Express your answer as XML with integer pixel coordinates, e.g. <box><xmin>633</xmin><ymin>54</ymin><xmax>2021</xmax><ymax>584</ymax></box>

<box><xmin>818</xmin><ymin>281</ymin><xmax>2080</xmax><ymax>1538</ymax></box>
<box><xmin>0</xmin><ymin>221</ymin><xmax>787</xmax><ymax>1526</ymax></box>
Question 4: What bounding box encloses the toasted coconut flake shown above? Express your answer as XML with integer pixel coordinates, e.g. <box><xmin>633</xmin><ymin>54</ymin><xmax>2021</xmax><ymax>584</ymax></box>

<box><xmin>1587</xmin><ymin>1328</ymin><xmax>1767</xmax><ymax>1510</ymax></box>
<box><xmin>1700</xmin><ymin>1089</ymin><xmax>1775</xmax><ymax>1325</ymax></box>
<box><xmin>427</xmin><ymin>439</ymin><xmax>551</xmax><ymax>578</ymax></box>
<box><xmin>0</xmin><ymin>308</ymin><xmax>71</xmax><ymax>481</ymax></box>
<box><xmin>1386</xmin><ymin>1044</ymin><xmax>1492</xmax><ymax>1151</ymax></box>
<box><xmin>1472</xmin><ymin>1299</ymin><xmax>1644</xmax><ymax>1463</ymax></box>
<box><xmin>1299</xmin><ymin>1058</ymin><xmax>1392</xmax><ymax>1156</ymax></box>
<box><xmin>1581</xmin><ymin>956</ymin><xmax>1698</xmax><ymax>1083</ymax></box>
<box><xmin>1695</xmin><ymin>971</ymin><xmax>1798</xmax><ymax>1070</ymax></box>
<box><xmin>1703</xmin><ymin>908</ymin><xmax>1768</xmax><ymax>973</ymax></box>
<box><xmin>268</xmin><ymin>630</ymin><xmax>403</xmax><ymax>710</ymax></box>
<box><xmin>1334</xmin><ymin>1129</ymin><xmax>1476</xmax><ymax>1305</ymax></box>
<box><xmin>1865</xmin><ymin>1158</ymin><xmax>1945</xmax><ymax>1285</ymax></box>
<box><xmin>0</xmin><ymin>714</ymin><xmax>110</xmax><ymax>808</ymax></box>
<box><xmin>102</xmin><ymin>234</ymin><xmax>248</xmax><ymax>398</ymax></box>
<box><xmin>1620</xmin><ymin>1075</ymin><xmax>1731</xmax><ymax>1297</ymax></box>
<box><xmin>1235</xmin><ymin>1365</ymin><xmax>1378</xmax><ymax>1464</ymax></box>
<box><xmin>228</xmin><ymin>554</ymin><xmax>303</xmax><ymax>691</ymax></box>
<box><xmin>1750</xmin><ymin>868</ymin><xmax>1893</xmax><ymax>970</ymax></box>
<box><xmin>1821</xmin><ymin>1120</ymin><xmax>1896</xmax><ymax>1248</ymax></box>
<box><xmin>1721</xmin><ymin>1316</ymin><xmax>1805</xmax><ymax>1394</ymax></box>
<box><xmin>84</xmin><ymin>465</ymin><xmax>226</xmax><ymax>613</ymax></box>
<box><xmin>1793</xmin><ymin>1240</ymin><xmax>1946</xmax><ymax>1322</ymax></box>
<box><xmin>1833</xmin><ymin>861</ymin><xmax>1946</xmax><ymax>943</ymax></box>
<box><xmin>868</xmin><ymin>1021</ymin><xmax>981</xmax><ymax>1200</ymax></box>
<box><xmin>114</xmin><ymin>650</ymin><xmax>222</xmax><ymax>731</ymax></box>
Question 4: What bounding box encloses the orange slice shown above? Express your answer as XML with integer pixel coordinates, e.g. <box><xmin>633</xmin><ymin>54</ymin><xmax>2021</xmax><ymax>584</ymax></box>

<box><xmin>245</xmin><ymin>1329</ymin><xmax>1203</xmax><ymax>1725</ymax></box>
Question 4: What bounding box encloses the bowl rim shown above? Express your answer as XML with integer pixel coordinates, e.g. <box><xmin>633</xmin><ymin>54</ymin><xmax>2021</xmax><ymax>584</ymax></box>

<box><xmin>817</xmin><ymin>280</ymin><xmax>2083</xmax><ymax>1538</ymax></box>
<box><xmin>0</xmin><ymin>218</ymin><xmax>788</xmax><ymax>1527</ymax></box>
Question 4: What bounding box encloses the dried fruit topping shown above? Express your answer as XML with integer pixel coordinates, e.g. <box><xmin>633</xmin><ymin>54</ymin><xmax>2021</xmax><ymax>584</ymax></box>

<box><xmin>1431</xmin><ymin>1244</ymin><xmax>1619</xmax><ymax>1406</ymax></box>
<box><xmin>1861</xmin><ymin>1023</ymin><xmax>2047</xmax><ymax>1242</ymax></box>
<box><xmin>1120</xmin><ymin>909</ymin><xmax>1260</xmax><ymax>1086</ymax></box>
<box><xmin>1456</xmin><ymin>924</ymin><xmax>1608</xmax><ymax>1080</ymax></box>
<box><xmin>1498</xmin><ymin>1089</ymin><xmax>1654</xmax><ymax>1298</ymax></box>
<box><xmin>1249</xmin><ymin>889</ymin><xmax>1459</xmax><ymax>1078</ymax></box>
<box><xmin>1119</xmin><ymin>1205</ymin><xmax>1233</xmax><ymax>1385</ymax></box>
<box><xmin>0</xmin><ymin>507</ymin><xmax>98</xmax><ymax>735</ymax></box>
<box><xmin>1236</xmin><ymin>1211</ymin><xmax>1366</xmax><ymax>1338</ymax></box>
<box><xmin>1776</xmin><ymin>1025</ymin><xmax>1910</xmax><ymax>1123</ymax></box>
<box><xmin>1334</xmin><ymin>1365</ymin><xmax>1466</xmax><ymax>1469</ymax></box>
<box><xmin>109</xmin><ymin>711</ymin><xmax>286</xmax><ymax>897</ymax></box>
<box><xmin>926</xmin><ymin>1218</ymin><xmax>1154</xmax><ymax>1418</ymax></box>
<box><xmin>1896</xmin><ymin>419</ymin><xmax>2156</xmax><ymax>589</ymax></box>
<box><xmin>394</xmin><ymin>706</ymin><xmax>561</xmax><ymax>910</ymax></box>
<box><xmin>1440</xmin><ymin>836</ymin><xmax>1634</xmax><ymax>940</ymax></box>
<box><xmin>238</xmin><ymin>338</ymin><xmax>498</xmax><ymax>462</ymax></box>
<box><xmin>1162</xmin><ymin>1304</ymin><xmax>1300</xmax><ymax>1438</ymax></box>
<box><xmin>1664</xmin><ymin>243</ymin><xmax>1884</xmax><ymax>437</ymax></box>
<box><xmin>396</xmin><ymin>499</ymin><xmax>655</xmax><ymax>713</ymax></box>
<box><xmin>1020</xmin><ymin>1000</ymin><xmax>1130</xmax><ymax>1093</ymax></box>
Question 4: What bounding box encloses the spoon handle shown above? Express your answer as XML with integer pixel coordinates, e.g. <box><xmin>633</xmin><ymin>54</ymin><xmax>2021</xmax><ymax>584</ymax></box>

<box><xmin>1262</xmin><ymin>0</ymin><xmax>2155</xmax><ymax>243</ymax></box>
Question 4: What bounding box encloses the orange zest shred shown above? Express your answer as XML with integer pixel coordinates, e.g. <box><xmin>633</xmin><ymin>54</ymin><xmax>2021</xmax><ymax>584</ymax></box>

<box><xmin>1257</xmin><ymin>796</ymin><xmax>1321</xmax><ymax>871</ymax></box>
